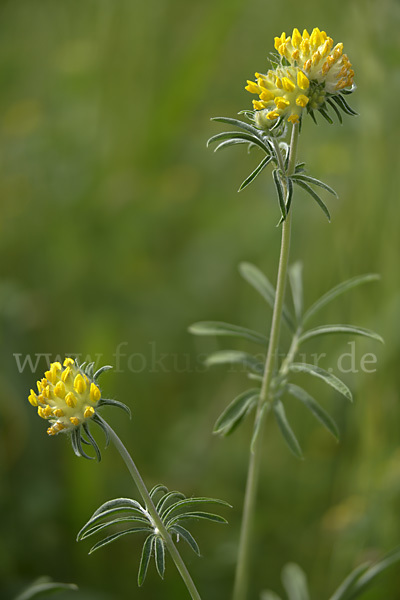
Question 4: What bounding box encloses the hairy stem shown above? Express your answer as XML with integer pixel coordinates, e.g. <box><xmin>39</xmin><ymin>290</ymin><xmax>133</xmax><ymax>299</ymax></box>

<box><xmin>232</xmin><ymin>123</ymin><xmax>300</xmax><ymax>600</ymax></box>
<box><xmin>104</xmin><ymin>420</ymin><xmax>202</xmax><ymax>600</ymax></box>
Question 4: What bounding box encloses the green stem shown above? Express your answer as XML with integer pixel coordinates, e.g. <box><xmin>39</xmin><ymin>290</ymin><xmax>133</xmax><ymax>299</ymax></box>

<box><xmin>232</xmin><ymin>124</ymin><xmax>300</xmax><ymax>600</ymax></box>
<box><xmin>104</xmin><ymin>422</ymin><xmax>202</xmax><ymax>600</ymax></box>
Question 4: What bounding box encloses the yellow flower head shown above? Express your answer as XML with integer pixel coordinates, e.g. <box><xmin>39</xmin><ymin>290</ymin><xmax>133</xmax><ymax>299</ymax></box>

<box><xmin>274</xmin><ymin>28</ymin><xmax>354</xmax><ymax>94</ymax></box>
<box><xmin>28</xmin><ymin>358</ymin><xmax>101</xmax><ymax>436</ymax></box>
<box><xmin>28</xmin><ymin>358</ymin><xmax>130</xmax><ymax>460</ymax></box>
<box><xmin>246</xmin><ymin>27</ymin><xmax>355</xmax><ymax>126</ymax></box>
<box><xmin>245</xmin><ymin>66</ymin><xmax>310</xmax><ymax>125</ymax></box>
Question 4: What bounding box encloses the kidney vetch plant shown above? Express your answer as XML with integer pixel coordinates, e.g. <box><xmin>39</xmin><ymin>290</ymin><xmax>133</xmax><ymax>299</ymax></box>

<box><xmin>26</xmin><ymin>26</ymin><xmax>400</xmax><ymax>600</ymax></box>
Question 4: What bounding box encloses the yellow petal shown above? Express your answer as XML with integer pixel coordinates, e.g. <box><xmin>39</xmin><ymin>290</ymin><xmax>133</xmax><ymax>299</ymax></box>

<box><xmin>65</xmin><ymin>392</ymin><xmax>77</xmax><ymax>408</ymax></box>
<box><xmin>61</xmin><ymin>366</ymin><xmax>72</xmax><ymax>383</ymax></box>
<box><xmin>296</xmin><ymin>94</ymin><xmax>309</xmax><ymax>108</ymax></box>
<box><xmin>260</xmin><ymin>89</ymin><xmax>274</xmax><ymax>101</ymax></box>
<box><xmin>297</xmin><ymin>70</ymin><xmax>310</xmax><ymax>90</ymax></box>
<box><xmin>292</xmin><ymin>28</ymin><xmax>302</xmax><ymax>48</ymax></box>
<box><xmin>90</xmin><ymin>383</ymin><xmax>101</xmax><ymax>404</ymax></box>
<box><xmin>266</xmin><ymin>110</ymin><xmax>280</xmax><ymax>120</ymax></box>
<box><xmin>54</xmin><ymin>381</ymin><xmax>66</xmax><ymax>399</ymax></box>
<box><xmin>281</xmin><ymin>77</ymin><xmax>295</xmax><ymax>92</ymax></box>
<box><xmin>245</xmin><ymin>80</ymin><xmax>261</xmax><ymax>94</ymax></box>
<box><xmin>74</xmin><ymin>373</ymin><xmax>87</xmax><ymax>394</ymax></box>
<box><xmin>28</xmin><ymin>390</ymin><xmax>38</xmax><ymax>407</ymax></box>
<box><xmin>84</xmin><ymin>406</ymin><xmax>95</xmax><ymax>419</ymax></box>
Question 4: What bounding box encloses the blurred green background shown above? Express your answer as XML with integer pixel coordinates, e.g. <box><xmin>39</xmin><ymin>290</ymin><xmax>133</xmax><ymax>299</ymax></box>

<box><xmin>1</xmin><ymin>0</ymin><xmax>400</xmax><ymax>598</ymax></box>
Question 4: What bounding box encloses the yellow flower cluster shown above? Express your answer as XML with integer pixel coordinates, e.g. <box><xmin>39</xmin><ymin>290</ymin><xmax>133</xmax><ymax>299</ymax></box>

<box><xmin>28</xmin><ymin>358</ymin><xmax>101</xmax><ymax>435</ymax></box>
<box><xmin>246</xmin><ymin>28</ymin><xmax>354</xmax><ymax>125</ymax></box>
<box><xmin>246</xmin><ymin>66</ymin><xmax>310</xmax><ymax>126</ymax></box>
<box><xmin>274</xmin><ymin>28</ymin><xmax>354</xmax><ymax>93</ymax></box>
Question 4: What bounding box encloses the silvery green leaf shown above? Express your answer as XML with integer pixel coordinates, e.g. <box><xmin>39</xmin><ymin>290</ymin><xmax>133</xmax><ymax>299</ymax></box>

<box><xmin>211</xmin><ymin>116</ymin><xmax>265</xmax><ymax>137</ymax></box>
<box><xmin>214</xmin><ymin>389</ymin><xmax>259</xmax><ymax>436</ymax></box>
<box><xmin>238</xmin><ymin>262</ymin><xmax>295</xmax><ymax>332</ymax></box>
<box><xmin>273</xmin><ymin>168</ymin><xmax>287</xmax><ymax>220</ymax></box>
<box><xmin>79</xmin><ymin>505</ymin><xmax>145</xmax><ymax>535</ymax></box>
<box><xmin>14</xmin><ymin>580</ymin><xmax>78</xmax><ymax>600</ymax></box>
<box><xmin>188</xmin><ymin>321</ymin><xmax>268</xmax><ymax>347</ymax></box>
<box><xmin>93</xmin><ymin>365</ymin><xmax>113</xmax><ymax>380</ymax></box>
<box><xmin>156</xmin><ymin>491</ymin><xmax>185</xmax><ymax>514</ymax></box>
<box><xmin>287</xmin><ymin>384</ymin><xmax>339</xmax><ymax>441</ymax></box>
<box><xmin>290</xmin><ymin>363</ymin><xmax>352</xmax><ymax>402</ymax></box>
<box><xmin>89</xmin><ymin>527</ymin><xmax>150</xmax><ymax>555</ymax></box>
<box><xmin>163</xmin><ymin>497</ymin><xmax>231</xmax><ymax>523</ymax></box>
<box><xmin>78</xmin><ymin>515</ymin><xmax>149</xmax><ymax>541</ymax></box>
<box><xmin>97</xmin><ymin>397</ymin><xmax>131</xmax><ymax>417</ymax></box>
<box><xmin>149</xmin><ymin>484</ymin><xmax>169</xmax><ymax>500</ymax></box>
<box><xmin>289</xmin><ymin>262</ymin><xmax>303</xmax><ymax>323</ymax></box>
<box><xmin>207</xmin><ymin>130</ymin><xmax>270</xmax><ymax>153</ymax></box>
<box><xmin>291</xmin><ymin>173</ymin><xmax>338</xmax><ymax>197</ymax></box>
<box><xmin>328</xmin><ymin>563</ymin><xmax>370</xmax><ymax>600</ymax></box>
<box><xmin>239</xmin><ymin>155</ymin><xmax>273</xmax><ymax>191</ymax></box>
<box><xmin>90</xmin><ymin>497</ymin><xmax>145</xmax><ymax>519</ymax></box>
<box><xmin>303</xmin><ymin>274</ymin><xmax>380</xmax><ymax>325</ymax></box>
<box><xmin>292</xmin><ymin>179</ymin><xmax>331</xmax><ymax>221</ymax></box>
<box><xmin>82</xmin><ymin>423</ymin><xmax>101</xmax><ymax>462</ymax></box>
<box><xmin>286</xmin><ymin>177</ymin><xmax>294</xmax><ymax>213</ymax></box>
<box><xmin>154</xmin><ymin>537</ymin><xmax>165</xmax><ymax>579</ymax></box>
<box><xmin>282</xmin><ymin>562</ymin><xmax>310</xmax><ymax>600</ymax></box>
<box><xmin>213</xmin><ymin>138</ymin><xmax>252</xmax><ymax>152</ymax></box>
<box><xmin>207</xmin><ymin>131</ymin><xmax>252</xmax><ymax>146</ymax></box>
<box><xmin>250</xmin><ymin>402</ymin><xmax>269</xmax><ymax>454</ymax></box>
<box><xmin>330</xmin><ymin>94</ymin><xmax>358</xmax><ymax>116</ymax></box>
<box><xmin>298</xmin><ymin>325</ymin><xmax>384</xmax><ymax>345</ymax></box>
<box><xmin>204</xmin><ymin>350</ymin><xmax>264</xmax><ymax>374</ymax></box>
<box><xmin>319</xmin><ymin>107</ymin><xmax>334</xmax><ymax>124</ymax></box>
<box><xmin>84</xmin><ymin>362</ymin><xmax>95</xmax><ymax>379</ymax></box>
<box><xmin>168</xmin><ymin>511</ymin><xmax>228</xmax><ymax>527</ymax></box>
<box><xmin>70</xmin><ymin>428</ymin><xmax>96</xmax><ymax>461</ymax></box>
<box><xmin>171</xmin><ymin>524</ymin><xmax>201</xmax><ymax>556</ymax></box>
<box><xmin>326</xmin><ymin>98</ymin><xmax>343</xmax><ymax>124</ymax></box>
<box><xmin>138</xmin><ymin>535</ymin><xmax>155</xmax><ymax>587</ymax></box>
<box><xmin>295</xmin><ymin>162</ymin><xmax>306</xmax><ymax>173</ymax></box>
<box><xmin>273</xmin><ymin>399</ymin><xmax>303</xmax><ymax>459</ymax></box>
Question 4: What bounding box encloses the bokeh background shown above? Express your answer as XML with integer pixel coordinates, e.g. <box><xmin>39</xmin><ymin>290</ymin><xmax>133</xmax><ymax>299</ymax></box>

<box><xmin>1</xmin><ymin>0</ymin><xmax>400</xmax><ymax>598</ymax></box>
